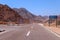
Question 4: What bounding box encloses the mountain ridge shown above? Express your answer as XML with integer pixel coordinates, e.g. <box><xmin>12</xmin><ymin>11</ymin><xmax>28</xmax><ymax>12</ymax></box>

<box><xmin>0</xmin><ymin>4</ymin><xmax>50</xmax><ymax>24</ymax></box>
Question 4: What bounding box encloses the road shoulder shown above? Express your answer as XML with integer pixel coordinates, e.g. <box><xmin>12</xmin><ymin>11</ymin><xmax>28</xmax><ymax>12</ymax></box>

<box><xmin>38</xmin><ymin>23</ymin><xmax>60</xmax><ymax>38</ymax></box>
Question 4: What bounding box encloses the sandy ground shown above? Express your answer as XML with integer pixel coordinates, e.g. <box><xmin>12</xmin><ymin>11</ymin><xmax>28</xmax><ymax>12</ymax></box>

<box><xmin>45</xmin><ymin>25</ymin><xmax>60</xmax><ymax>35</ymax></box>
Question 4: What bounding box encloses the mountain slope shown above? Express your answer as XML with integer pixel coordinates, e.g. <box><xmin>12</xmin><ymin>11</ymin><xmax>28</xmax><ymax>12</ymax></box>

<box><xmin>13</xmin><ymin>8</ymin><xmax>46</xmax><ymax>23</ymax></box>
<box><xmin>0</xmin><ymin>4</ymin><xmax>23</xmax><ymax>24</ymax></box>
<box><xmin>0</xmin><ymin>4</ymin><xmax>48</xmax><ymax>24</ymax></box>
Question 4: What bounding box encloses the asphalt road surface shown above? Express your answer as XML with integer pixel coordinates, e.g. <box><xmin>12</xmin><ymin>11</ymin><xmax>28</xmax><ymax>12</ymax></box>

<box><xmin>0</xmin><ymin>24</ymin><xmax>60</xmax><ymax>40</ymax></box>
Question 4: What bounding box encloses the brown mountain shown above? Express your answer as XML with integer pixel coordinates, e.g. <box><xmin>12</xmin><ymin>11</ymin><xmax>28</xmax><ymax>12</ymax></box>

<box><xmin>13</xmin><ymin>8</ymin><xmax>36</xmax><ymax>19</ymax></box>
<box><xmin>13</xmin><ymin>8</ymin><xmax>45</xmax><ymax>23</ymax></box>
<box><xmin>0</xmin><ymin>4</ymin><xmax>24</xmax><ymax>24</ymax></box>
<box><xmin>13</xmin><ymin>8</ymin><xmax>36</xmax><ymax>23</ymax></box>
<box><xmin>0</xmin><ymin>4</ymin><xmax>47</xmax><ymax>24</ymax></box>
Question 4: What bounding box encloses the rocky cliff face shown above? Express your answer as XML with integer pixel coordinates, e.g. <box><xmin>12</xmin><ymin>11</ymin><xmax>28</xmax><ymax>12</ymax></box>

<box><xmin>0</xmin><ymin>4</ymin><xmax>23</xmax><ymax>24</ymax></box>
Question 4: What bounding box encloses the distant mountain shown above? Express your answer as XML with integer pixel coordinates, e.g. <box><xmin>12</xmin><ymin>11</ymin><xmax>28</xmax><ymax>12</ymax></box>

<box><xmin>0</xmin><ymin>4</ymin><xmax>48</xmax><ymax>24</ymax></box>
<box><xmin>13</xmin><ymin>8</ymin><xmax>46</xmax><ymax>23</ymax></box>
<box><xmin>0</xmin><ymin>4</ymin><xmax>24</xmax><ymax>24</ymax></box>
<box><xmin>14</xmin><ymin>8</ymin><xmax>35</xmax><ymax>23</ymax></box>
<box><xmin>13</xmin><ymin>8</ymin><xmax>36</xmax><ymax>19</ymax></box>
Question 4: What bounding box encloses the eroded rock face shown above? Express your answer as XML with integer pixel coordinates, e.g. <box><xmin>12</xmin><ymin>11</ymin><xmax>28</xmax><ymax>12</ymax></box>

<box><xmin>0</xmin><ymin>4</ymin><xmax>23</xmax><ymax>24</ymax></box>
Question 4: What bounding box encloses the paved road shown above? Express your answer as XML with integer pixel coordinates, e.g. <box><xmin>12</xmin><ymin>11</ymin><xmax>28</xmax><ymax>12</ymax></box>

<box><xmin>0</xmin><ymin>24</ymin><xmax>60</xmax><ymax>40</ymax></box>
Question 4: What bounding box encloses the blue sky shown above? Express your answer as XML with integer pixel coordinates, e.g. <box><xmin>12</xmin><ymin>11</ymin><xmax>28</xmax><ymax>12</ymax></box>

<box><xmin>0</xmin><ymin>0</ymin><xmax>60</xmax><ymax>16</ymax></box>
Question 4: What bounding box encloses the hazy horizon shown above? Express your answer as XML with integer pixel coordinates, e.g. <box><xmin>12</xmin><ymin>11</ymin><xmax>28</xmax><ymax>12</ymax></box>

<box><xmin>0</xmin><ymin>0</ymin><xmax>60</xmax><ymax>16</ymax></box>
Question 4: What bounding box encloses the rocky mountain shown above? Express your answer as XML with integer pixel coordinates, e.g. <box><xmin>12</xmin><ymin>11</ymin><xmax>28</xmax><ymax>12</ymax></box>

<box><xmin>13</xmin><ymin>8</ymin><xmax>46</xmax><ymax>23</ymax></box>
<box><xmin>13</xmin><ymin>8</ymin><xmax>36</xmax><ymax>23</ymax></box>
<box><xmin>14</xmin><ymin>8</ymin><xmax>36</xmax><ymax>19</ymax></box>
<box><xmin>0</xmin><ymin>4</ymin><xmax>24</xmax><ymax>24</ymax></box>
<box><xmin>0</xmin><ymin>4</ymin><xmax>48</xmax><ymax>24</ymax></box>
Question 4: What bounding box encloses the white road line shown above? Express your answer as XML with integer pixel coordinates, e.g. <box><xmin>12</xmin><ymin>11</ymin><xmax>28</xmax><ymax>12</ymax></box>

<box><xmin>26</xmin><ymin>31</ymin><xmax>31</xmax><ymax>36</ymax></box>
<box><xmin>38</xmin><ymin>24</ymin><xmax>60</xmax><ymax>38</ymax></box>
